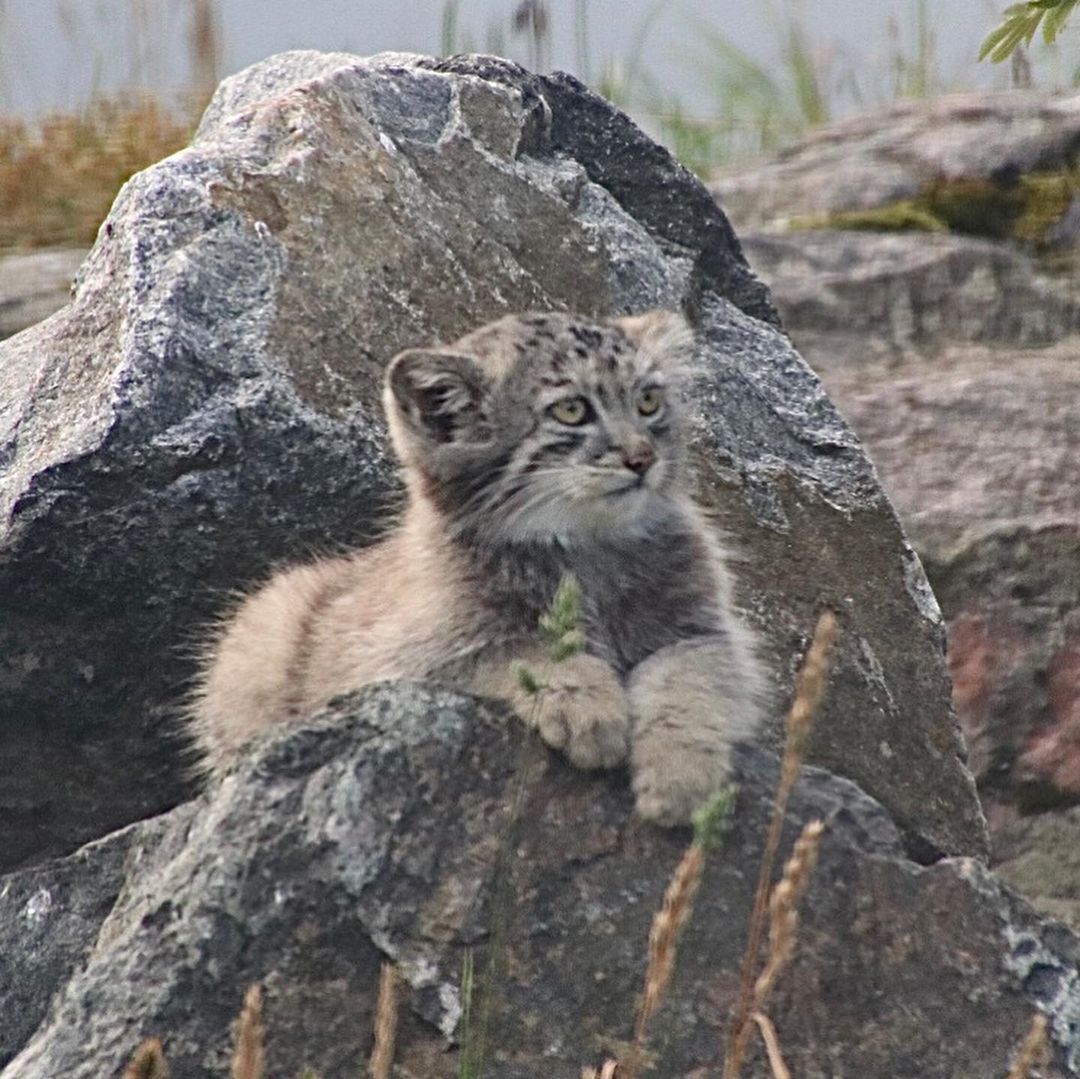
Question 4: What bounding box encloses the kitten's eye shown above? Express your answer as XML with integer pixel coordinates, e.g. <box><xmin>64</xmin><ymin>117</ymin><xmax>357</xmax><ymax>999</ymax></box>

<box><xmin>637</xmin><ymin>387</ymin><xmax>663</xmax><ymax>416</ymax></box>
<box><xmin>549</xmin><ymin>396</ymin><xmax>590</xmax><ymax>425</ymax></box>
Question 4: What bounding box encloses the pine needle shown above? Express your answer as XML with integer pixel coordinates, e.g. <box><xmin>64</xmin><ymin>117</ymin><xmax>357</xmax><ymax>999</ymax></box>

<box><xmin>539</xmin><ymin>574</ymin><xmax>585</xmax><ymax>661</ymax></box>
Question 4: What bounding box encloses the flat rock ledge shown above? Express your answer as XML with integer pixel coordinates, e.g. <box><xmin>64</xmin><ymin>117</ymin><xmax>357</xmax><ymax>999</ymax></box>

<box><xmin>0</xmin><ymin>685</ymin><xmax>1076</xmax><ymax>1078</ymax></box>
<box><xmin>711</xmin><ymin>89</ymin><xmax>1080</xmax><ymax>232</ymax></box>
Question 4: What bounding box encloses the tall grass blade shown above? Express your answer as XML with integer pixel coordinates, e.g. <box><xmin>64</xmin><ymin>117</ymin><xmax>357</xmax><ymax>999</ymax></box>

<box><xmin>440</xmin><ymin>1</ymin><xmax>460</xmax><ymax>56</ymax></box>
<box><xmin>122</xmin><ymin>1038</ymin><xmax>169</xmax><ymax>1079</ymax></box>
<box><xmin>1007</xmin><ymin>1013</ymin><xmax>1050</xmax><ymax>1079</ymax></box>
<box><xmin>722</xmin><ymin>611</ymin><xmax>837</xmax><ymax>1079</ymax></box>
<box><xmin>370</xmin><ymin>963</ymin><xmax>401</xmax><ymax>1079</ymax></box>
<box><xmin>230</xmin><ymin>984</ymin><xmax>266</xmax><ymax>1079</ymax></box>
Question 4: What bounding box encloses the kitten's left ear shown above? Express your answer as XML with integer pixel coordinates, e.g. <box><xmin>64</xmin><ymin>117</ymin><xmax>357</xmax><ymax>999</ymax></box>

<box><xmin>385</xmin><ymin>348</ymin><xmax>492</xmax><ymax>446</ymax></box>
<box><xmin>612</xmin><ymin>310</ymin><xmax>696</xmax><ymax>376</ymax></box>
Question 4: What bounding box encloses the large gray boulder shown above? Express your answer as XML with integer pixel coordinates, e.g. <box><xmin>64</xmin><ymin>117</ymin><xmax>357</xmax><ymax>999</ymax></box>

<box><xmin>0</xmin><ymin>49</ymin><xmax>984</xmax><ymax>876</ymax></box>
<box><xmin>1</xmin><ymin>685</ymin><xmax>1076</xmax><ymax>1078</ymax></box>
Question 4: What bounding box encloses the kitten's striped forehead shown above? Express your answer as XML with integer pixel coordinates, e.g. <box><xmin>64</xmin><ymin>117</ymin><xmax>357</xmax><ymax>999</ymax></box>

<box><xmin>452</xmin><ymin>312</ymin><xmax>681</xmax><ymax>387</ymax></box>
<box><xmin>396</xmin><ymin>309</ymin><xmax>693</xmax><ymax>539</ymax></box>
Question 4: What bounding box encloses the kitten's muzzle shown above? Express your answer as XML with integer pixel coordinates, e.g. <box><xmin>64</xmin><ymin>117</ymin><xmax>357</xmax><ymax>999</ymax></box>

<box><xmin>619</xmin><ymin>438</ymin><xmax>656</xmax><ymax>476</ymax></box>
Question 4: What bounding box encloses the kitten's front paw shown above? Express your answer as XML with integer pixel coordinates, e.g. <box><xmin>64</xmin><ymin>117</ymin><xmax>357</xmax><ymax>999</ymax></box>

<box><xmin>631</xmin><ymin>736</ymin><xmax>733</xmax><ymax>826</ymax></box>
<box><xmin>520</xmin><ymin>654</ymin><xmax>631</xmax><ymax>770</ymax></box>
<box><xmin>627</xmin><ymin>637</ymin><xmax>756</xmax><ymax>826</ymax></box>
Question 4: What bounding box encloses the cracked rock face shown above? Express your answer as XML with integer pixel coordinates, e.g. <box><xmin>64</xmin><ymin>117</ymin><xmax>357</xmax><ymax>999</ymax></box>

<box><xmin>0</xmin><ymin>50</ymin><xmax>984</xmax><ymax>874</ymax></box>
<box><xmin>0</xmin><ymin>686</ymin><xmax>1076</xmax><ymax>1077</ymax></box>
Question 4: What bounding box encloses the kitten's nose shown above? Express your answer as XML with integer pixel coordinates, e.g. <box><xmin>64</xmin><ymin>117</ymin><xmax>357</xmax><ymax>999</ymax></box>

<box><xmin>620</xmin><ymin>438</ymin><xmax>656</xmax><ymax>475</ymax></box>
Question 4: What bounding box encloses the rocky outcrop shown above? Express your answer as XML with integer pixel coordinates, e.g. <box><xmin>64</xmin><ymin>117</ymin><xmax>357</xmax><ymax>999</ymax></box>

<box><xmin>814</xmin><ymin>342</ymin><xmax>1080</xmax><ymax>560</ymax></box>
<box><xmin>0</xmin><ymin>50</ymin><xmax>984</xmax><ymax>874</ymax></box>
<box><xmin>714</xmin><ymin>92</ymin><xmax>1080</xmax><ymax>922</ymax></box>
<box><xmin>994</xmin><ymin>804</ymin><xmax>1080</xmax><ymax>929</ymax></box>
<box><xmin>8</xmin><ymin>51</ymin><xmax>1078</xmax><ymax>1079</ymax></box>
<box><xmin>2</xmin><ymin>685</ymin><xmax>1076</xmax><ymax>1078</ymax></box>
<box><xmin>740</xmin><ymin>229</ymin><xmax>1080</xmax><ymax>363</ymax></box>
<box><xmin>823</xmin><ymin>345</ymin><xmax>1080</xmax><ymax>831</ymax></box>
<box><xmin>711</xmin><ymin>90</ymin><xmax>1080</xmax><ymax>234</ymax></box>
<box><xmin>0</xmin><ymin>248</ymin><xmax>86</xmax><ymax>340</ymax></box>
<box><xmin>0</xmin><ymin>822</ymin><xmax>139</xmax><ymax>1068</ymax></box>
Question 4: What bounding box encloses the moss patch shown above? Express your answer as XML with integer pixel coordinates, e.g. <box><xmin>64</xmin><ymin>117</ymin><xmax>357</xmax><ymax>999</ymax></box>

<box><xmin>790</xmin><ymin>168</ymin><xmax>1080</xmax><ymax>255</ymax></box>
<box><xmin>790</xmin><ymin>201</ymin><xmax>949</xmax><ymax>233</ymax></box>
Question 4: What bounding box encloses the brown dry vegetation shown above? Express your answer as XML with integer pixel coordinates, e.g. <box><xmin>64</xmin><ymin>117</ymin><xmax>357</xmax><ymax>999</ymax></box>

<box><xmin>0</xmin><ymin>94</ymin><xmax>196</xmax><ymax>254</ymax></box>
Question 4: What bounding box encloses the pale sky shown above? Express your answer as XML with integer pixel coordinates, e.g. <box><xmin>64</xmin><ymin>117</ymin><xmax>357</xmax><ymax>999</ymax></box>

<box><xmin>0</xmin><ymin>0</ymin><xmax>1069</xmax><ymax>119</ymax></box>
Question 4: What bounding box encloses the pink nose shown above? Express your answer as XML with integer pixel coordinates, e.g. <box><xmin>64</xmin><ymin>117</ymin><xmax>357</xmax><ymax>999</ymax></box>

<box><xmin>620</xmin><ymin>440</ymin><xmax>655</xmax><ymax>475</ymax></box>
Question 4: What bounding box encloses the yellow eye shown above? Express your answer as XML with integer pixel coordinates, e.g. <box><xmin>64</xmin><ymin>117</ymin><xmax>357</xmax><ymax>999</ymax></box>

<box><xmin>637</xmin><ymin>387</ymin><xmax>663</xmax><ymax>416</ymax></box>
<box><xmin>550</xmin><ymin>396</ymin><xmax>590</xmax><ymax>425</ymax></box>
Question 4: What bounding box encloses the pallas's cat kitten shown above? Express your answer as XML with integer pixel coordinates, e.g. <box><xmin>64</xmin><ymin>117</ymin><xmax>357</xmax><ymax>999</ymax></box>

<box><xmin>191</xmin><ymin>310</ymin><xmax>765</xmax><ymax>824</ymax></box>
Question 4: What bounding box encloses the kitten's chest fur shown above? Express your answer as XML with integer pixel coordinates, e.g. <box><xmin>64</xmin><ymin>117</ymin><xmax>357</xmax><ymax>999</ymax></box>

<box><xmin>466</xmin><ymin>521</ymin><xmax>722</xmax><ymax>674</ymax></box>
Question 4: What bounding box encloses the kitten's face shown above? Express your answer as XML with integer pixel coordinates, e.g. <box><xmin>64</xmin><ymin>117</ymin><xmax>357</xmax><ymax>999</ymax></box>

<box><xmin>385</xmin><ymin>311</ymin><xmax>694</xmax><ymax>542</ymax></box>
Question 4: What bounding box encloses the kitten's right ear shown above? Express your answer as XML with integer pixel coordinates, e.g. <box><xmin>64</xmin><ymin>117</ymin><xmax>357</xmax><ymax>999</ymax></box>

<box><xmin>613</xmin><ymin>310</ymin><xmax>696</xmax><ymax>378</ymax></box>
<box><xmin>385</xmin><ymin>349</ymin><xmax>491</xmax><ymax>446</ymax></box>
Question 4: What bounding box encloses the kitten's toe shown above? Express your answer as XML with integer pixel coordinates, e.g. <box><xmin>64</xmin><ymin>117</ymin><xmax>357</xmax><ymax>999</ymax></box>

<box><xmin>534</xmin><ymin>692</ymin><xmax>630</xmax><ymax>770</ymax></box>
<box><xmin>632</xmin><ymin>742</ymin><xmax>733</xmax><ymax>826</ymax></box>
<box><xmin>633</xmin><ymin>775</ymin><xmax>702</xmax><ymax>826</ymax></box>
<box><xmin>506</xmin><ymin>654</ymin><xmax>631</xmax><ymax>770</ymax></box>
<box><xmin>535</xmin><ymin>702</ymin><xmax>570</xmax><ymax>753</ymax></box>
<box><xmin>563</xmin><ymin>706</ymin><xmax>631</xmax><ymax>770</ymax></box>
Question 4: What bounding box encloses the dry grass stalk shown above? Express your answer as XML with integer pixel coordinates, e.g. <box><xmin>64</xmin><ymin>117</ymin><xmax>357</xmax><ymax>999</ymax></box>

<box><xmin>189</xmin><ymin>0</ymin><xmax>224</xmax><ymax>100</ymax></box>
<box><xmin>620</xmin><ymin>788</ymin><xmax>736</xmax><ymax>1079</ymax></box>
<box><xmin>1007</xmin><ymin>1013</ymin><xmax>1049</xmax><ymax>1079</ymax></box>
<box><xmin>753</xmin><ymin>819</ymin><xmax>824</xmax><ymax>1006</ymax></box>
<box><xmin>751</xmin><ymin>1012</ymin><xmax>791</xmax><ymax>1079</ymax></box>
<box><xmin>634</xmin><ymin>843</ymin><xmax>705</xmax><ymax>1047</ymax></box>
<box><xmin>370</xmin><ymin>962</ymin><xmax>402</xmax><ymax>1079</ymax></box>
<box><xmin>581</xmin><ymin>1060</ymin><xmax>619</xmax><ymax>1079</ymax></box>
<box><xmin>231</xmin><ymin>983</ymin><xmax>266</xmax><ymax>1079</ymax></box>
<box><xmin>0</xmin><ymin>95</ymin><xmax>195</xmax><ymax>253</ymax></box>
<box><xmin>723</xmin><ymin>609</ymin><xmax>837</xmax><ymax>1079</ymax></box>
<box><xmin>122</xmin><ymin>1037</ymin><xmax>169</xmax><ymax>1079</ymax></box>
<box><xmin>779</xmin><ymin>611</ymin><xmax>837</xmax><ymax>792</ymax></box>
